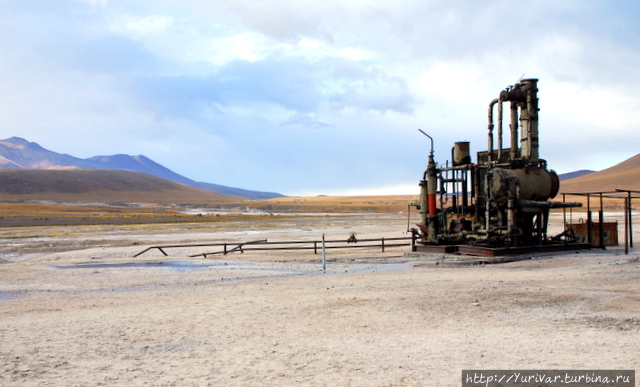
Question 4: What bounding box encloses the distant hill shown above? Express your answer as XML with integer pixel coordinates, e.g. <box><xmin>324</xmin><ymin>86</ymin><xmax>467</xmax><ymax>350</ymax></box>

<box><xmin>560</xmin><ymin>153</ymin><xmax>640</xmax><ymax>193</ymax></box>
<box><xmin>0</xmin><ymin>137</ymin><xmax>283</xmax><ymax>199</ymax></box>
<box><xmin>558</xmin><ymin>170</ymin><xmax>595</xmax><ymax>181</ymax></box>
<box><xmin>0</xmin><ymin>169</ymin><xmax>237</xmax><ymax>203</ymax></box>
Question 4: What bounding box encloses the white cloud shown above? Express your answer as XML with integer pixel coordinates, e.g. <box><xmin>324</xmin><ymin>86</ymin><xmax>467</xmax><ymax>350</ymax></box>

<box><xmin>2</xmin><ymin>1</ymin><xmax>640</xmax><ymax>195</ymax></box>
<box><xmin>109</xmin><ymin>15</ymin><xmax>174</xmax><ymax>35</ymax></box>
<box><xmin>77</xmin><ymin>0</ymin><xmax>108</xmax><ymax>6</ymax></box>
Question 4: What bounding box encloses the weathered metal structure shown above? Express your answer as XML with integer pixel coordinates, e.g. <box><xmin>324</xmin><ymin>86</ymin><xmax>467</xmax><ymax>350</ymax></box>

<box><xmin>412</xmin><ymin>78</ymin><xmax>589</xmax><ymax>256</ymax></box>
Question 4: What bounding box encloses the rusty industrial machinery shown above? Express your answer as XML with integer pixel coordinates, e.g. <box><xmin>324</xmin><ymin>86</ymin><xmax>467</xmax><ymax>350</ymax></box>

<box><xmin>411</xmin><ymin>78</ymin><xmax>590</xmax><ymax>256</ymax></box>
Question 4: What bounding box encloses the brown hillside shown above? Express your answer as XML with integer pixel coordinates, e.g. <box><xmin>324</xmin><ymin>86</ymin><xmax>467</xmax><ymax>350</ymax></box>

<box><xmin>0</xmin><ymin>169</ymin><xmax>238</xmax><ymax>204</ymax></box>
<box><xmin>560</xmin><ymin>153</ymin><xmax>640</xmax><ymax>194</ymax></box>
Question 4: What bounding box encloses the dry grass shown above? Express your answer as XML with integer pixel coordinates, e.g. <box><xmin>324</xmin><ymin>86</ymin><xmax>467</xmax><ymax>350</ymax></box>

<box><xmin>228</xmin><ymin>195</ymin><xmax>419</xmax><ymax>213</ymax></box>
<box><xmin>0</xmin><ymin>194</ymin><xmax>419</xmax><ymax>227</ymax></box>
<box><xmin>0</xmin><ymin>169</ymin><xmax>238</xmax><ymax>204</ymax></box>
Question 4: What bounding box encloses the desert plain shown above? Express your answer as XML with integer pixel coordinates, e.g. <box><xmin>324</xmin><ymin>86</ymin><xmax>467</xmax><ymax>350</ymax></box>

<box><xmin>0</xmin><ymin>210</ymin><xmax>638</xmax><ymax>386</ymax></box>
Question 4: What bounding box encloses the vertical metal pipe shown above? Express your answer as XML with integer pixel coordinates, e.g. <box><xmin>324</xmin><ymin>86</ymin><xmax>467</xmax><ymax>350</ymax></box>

<box><xmin>488</xmin><ymin>99</ymin><xmax>498</xmax><ymax>162</ymax></box>
<box><xmin>462</xmin><ymin>170</ymin><xmax>468</xmax><ymax>212</ymax></box>
<box><xmin>542</xmin><ymin>209</ymin><xmax>549</xmax><ymax>242</ymax></box>
<box><xmin>562</xmin><ymin>193</ymin><xmax>567</xmax><ymax>231</ymax></box>
<box><xmin>507</xmin><ymin>194</ymin><xmax>515</xmax><ymax>234</ymax></box>
<box><xmin>525</xmin><ymin>79</ymin><xmax>539</xmax><ymax>163</ymax></box>
<box><xmin>322</xmin><ymin>233</ymin><xmax>326</xmax><ymax>270</ymax></box>
<box><xmin>497</xmin><ymin>101</ymin><xmax>503</xmax><ymax>161</ymax></box>
<box><xmin>624</xmin><ymin>196</ymin><xmax>629</xmax><ymax>255</ymax></box>
<box><xmin>598</xmin><ymin>210</ymin><xmax>604</xmax><ymax>249</ymax></box>
<box><xmin>510</xmin><ymin>101</ymin><xmax>518</xmax><ymax>160</ymax></box>
<box><xmin>419</xmin><ymin>180</ymin><xmax>428</xmax><ymax>234</ymax></box>
<box><xmin>452</xmin><ymin>169</ymin><xmax>457</xmax><ymax>213</ymax></box>
<box><xmin>599</xmin><ymin>194</ymin><xmax>604</xmax><ymax>249</ymax></box>
<box><xmin>586</xmin><ymin>194</ymin><xmax>592</xmax><ymax>245</ymax></box>
<box><xmin>411</xmin><ymin>231</ymin><xmax>416</xmax><ymax>252</ymax></box>
<box><xmin>536</xmin><ymin>213</ymin><xmax>543</xmax><ymax>246</ymax></box>
<box><xmin>427</xmin><ymin>154</ymin><xmax>438</xmax><ymax>242</ymax></box>
<box><xmin>485</xmin><ymin>173</ymin><xmax>491</xmax><ymax>234</ymax></box>
<box><xmin>628</xmin><ymin>192</ymin><xmax>633</xmax><ymax>248</ymax></box>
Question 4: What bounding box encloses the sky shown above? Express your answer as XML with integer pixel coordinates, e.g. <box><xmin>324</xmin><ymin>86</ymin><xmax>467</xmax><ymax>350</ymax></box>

<box><xmin>2</xmin><ymin>0</ymin><xmax>640</xmax><ymax>196</ymax></box>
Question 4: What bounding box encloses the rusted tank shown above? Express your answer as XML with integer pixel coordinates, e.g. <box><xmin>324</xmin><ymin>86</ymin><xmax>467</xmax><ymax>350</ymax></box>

<box><xmin>487</xmin><ymin>166</ymin><xmax>559</xmax><ymax>203</ymax></box>
<box><xmin>568</xmin><ymin>222</ymin><xmax>619</xmax><ymax>246</ymax></box>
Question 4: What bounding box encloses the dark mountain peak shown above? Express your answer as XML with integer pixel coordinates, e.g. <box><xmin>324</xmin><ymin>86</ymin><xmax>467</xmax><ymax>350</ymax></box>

<box><xmin>558</xmin><ymin>169</ymin><xmax>596</xmax><ymax>181</ymax></box>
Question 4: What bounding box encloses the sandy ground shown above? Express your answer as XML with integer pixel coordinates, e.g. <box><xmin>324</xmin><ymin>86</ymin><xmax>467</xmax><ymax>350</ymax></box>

<box><xmin>0</xmin><ymin>213</ymin><xmax>638</xmax><ymax>386</ymax></box>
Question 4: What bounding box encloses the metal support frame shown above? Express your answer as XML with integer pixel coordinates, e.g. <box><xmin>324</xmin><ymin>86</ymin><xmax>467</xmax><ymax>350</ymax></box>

<box><xmin>563</xmin><ymin>189</ymin><xmax>639</xmax><ymax>255</ymax></box>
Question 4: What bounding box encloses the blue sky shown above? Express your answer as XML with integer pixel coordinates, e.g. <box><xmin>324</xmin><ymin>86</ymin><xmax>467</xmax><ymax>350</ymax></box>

<box><xmin>2</xmin><ymin>0</ymin><xmax>640</xmax><ymax>196</ymax></box>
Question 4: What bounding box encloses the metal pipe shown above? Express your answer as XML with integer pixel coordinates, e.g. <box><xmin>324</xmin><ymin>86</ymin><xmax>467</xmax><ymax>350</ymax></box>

<box><xmin>418</xmin><ymin>129</ymin><xmax>434</xmax><ymax>156</ymax></box>
<box><xmin>525</xmin><ymin>79</ymin><xmax>539</xmax><ymax>163</ymax></box>
<box><xmin>462</xmin><ymin>170</ymin><xmax>468</xmax><ymax>211</ymax></box>
<box><xmin>485</xmin><ymin>172</ymin><xmax>492</xmax><ymax>234</ymax></box>
<box><xmin>322</xmin><ymin>233</ymin><xmax>326</xmax><ymax>270</ymax></box>
<box><xmin>599</xmin><ymin>193</ymin><xmax>604</xmax><ymax>249</ymax></box>
<box><xmin>497</xmin><ymin>100</ymin><xmax>503</xmax><ymax>161</ymax></box>
<box><xmin>628</xmin><ymin>192</ymin><xmax>633</xmax><ymax>248</ymax></box>
<box><xmin>419</xmin><ymin>180</ymin><xmax>428</xmax><ymax>233</ymax></box>
<box><xmin>625</xmin><ymin>196</ymin><xmax>629</xmax><ymax>255</ymax></box>
<box><xmin>519</xmin><ymin>200</ymin><xmax>583</xmax><ymax>208</ymax></box>
<box><xmin>487</xmin><ymin>99</ymin><xmax>498</xmax><ymax>162</ymax></box>
<box><xmin>510</xmin><ymin>101</ymin><xmax>518</xmax><ymax>160</ymax></box>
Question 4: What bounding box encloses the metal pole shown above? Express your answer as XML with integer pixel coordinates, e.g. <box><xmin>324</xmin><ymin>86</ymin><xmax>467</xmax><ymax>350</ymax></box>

<box><xmin>624</xmin><ymin>196</ymin><xmax>629</xmax><ymax>255</ymax></box>
<box><xmin>382</xmin><ymin>237</ymin><xmax>385</xmax><ymax>252</ymax></box>
<box><xmin>587</xmin><ymin>194</ymin><xmax>592</xmax><ymax>246</ymax></box>
<box><xmin>628</xmin><ymin>192</ymin><xmax>633</xmax><ymax>248</ymax></box>
<box><xmin>562</xmin><ymin>193</ymin><xmax>566</xmax><ymax>230</ymax></box>
<box><xmin>599</xmin><ymin>209</ymin><xmax>605</xmax><ymax>249</ymax></box>
<box><xmin>322</xmin><ymin>233</ymin><xmax>326</xmax><ymax>271</ymax></box>
<box><xmin>599</xmin><ymin>193</ymin><xmax>604</xmax><ymax>249</ymax></box>
<box><xmin>587</xmin><ymin>210</ymin><xmax>592</xmax><ymax>246</ymax></box>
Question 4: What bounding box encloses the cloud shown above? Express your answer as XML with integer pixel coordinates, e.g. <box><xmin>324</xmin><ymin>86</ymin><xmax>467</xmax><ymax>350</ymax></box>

<box><xmin>281</xmin><ymin>114</ymin><xmax>331</xmax><ymax>129</ymax></box>
<box><xmin>133</xmin><ymin>54</ymin><xmax>417</xmax><ymax>122</ymax></box>
<box><xmin>1</xmin><ymin>0</ymin><xmax>640</xmax><ymax>195</ymax></box>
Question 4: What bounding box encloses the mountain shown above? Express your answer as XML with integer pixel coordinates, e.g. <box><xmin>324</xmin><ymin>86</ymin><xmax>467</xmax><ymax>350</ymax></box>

<box><xmin>0</xmin><ymin>169</ymin><xmax>237</xmax><ymax>203</ymax></box>
<box><xmin>0</xmin><ymin>137</ymin><xmax>283</xmax><ymax>199</ymax></box>
<box><xmin>558</xmin><ymin>169</ymin><xmax>595</xmax><ymax>181</ymax></box>
<box><xmin>560</xmin><ymin>153</ymin><xmax>640</xmax><ymax>193</ymax></box>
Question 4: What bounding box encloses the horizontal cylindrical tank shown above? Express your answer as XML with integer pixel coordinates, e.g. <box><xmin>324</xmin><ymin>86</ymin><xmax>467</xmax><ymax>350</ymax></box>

<box><xmin>488</xmin><ymin>166</ymin><xmax>559</xmax><ymax>203</ymax></box>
